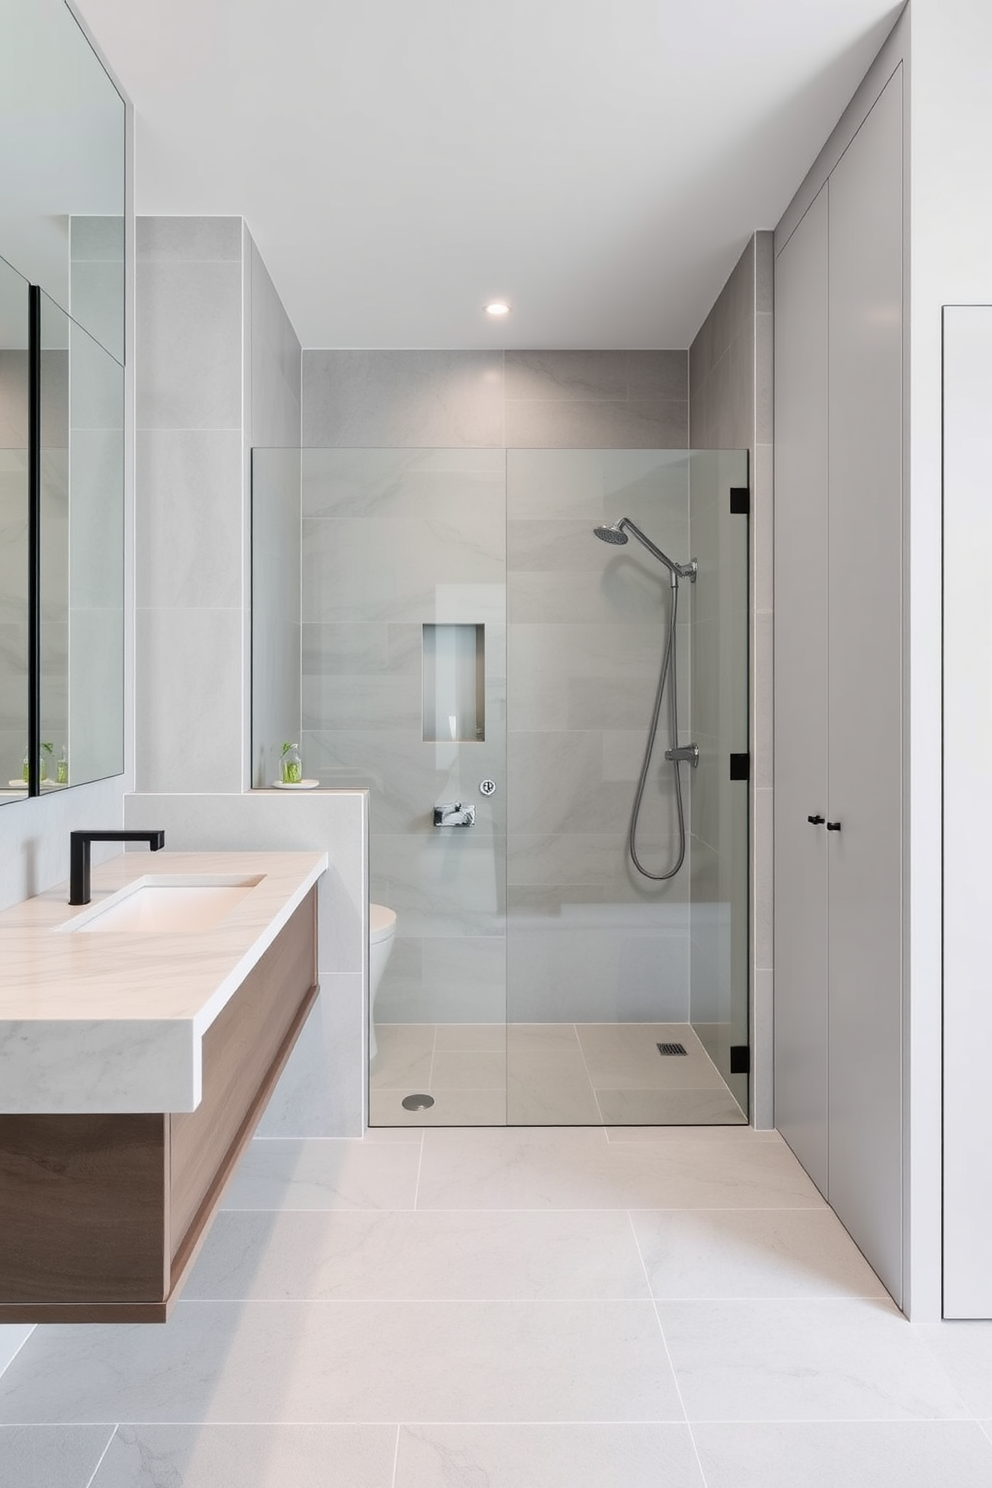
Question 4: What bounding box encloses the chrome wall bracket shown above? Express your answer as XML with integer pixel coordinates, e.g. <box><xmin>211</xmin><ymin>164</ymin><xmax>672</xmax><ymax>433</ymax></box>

<box><xmin>664</xmin><ymin>744</ymin><xmax>700</xmax><ymax>768</ymax></box>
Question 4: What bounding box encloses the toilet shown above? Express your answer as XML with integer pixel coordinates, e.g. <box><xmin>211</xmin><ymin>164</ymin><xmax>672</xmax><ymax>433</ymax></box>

<box><xmin>368</xmin><ymin>903</ymin><xmax>397</xmax><ymax>1059</ymax></box>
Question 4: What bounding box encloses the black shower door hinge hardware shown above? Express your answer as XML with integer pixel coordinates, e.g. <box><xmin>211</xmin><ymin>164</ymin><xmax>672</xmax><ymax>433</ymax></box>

<box><xmin>730</xmin><ymin>1045</ymin><xmax>750</xmax><ymax>1075</ymax></box>
<box><xmin>730</xmin><ymin>486</ymin><xmax>750</xmax><ymax>515</ymax></box>
<box><xmin>729</xmin><ymin>752</ymin><xmax>750</xmax><ymax>781</ymax></box>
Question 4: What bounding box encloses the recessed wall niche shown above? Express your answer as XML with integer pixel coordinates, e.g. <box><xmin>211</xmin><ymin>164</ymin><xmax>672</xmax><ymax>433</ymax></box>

<box><xmin>422</xmin><ymin>623</ymin><xmax>485</xmax><ymax>742</ymax></box>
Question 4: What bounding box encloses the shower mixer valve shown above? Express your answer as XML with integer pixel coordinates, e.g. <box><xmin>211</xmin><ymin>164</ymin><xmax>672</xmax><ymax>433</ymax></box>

<box><xmin>433</xmin><ymin>802</ymin><xmax>476</xmax><ymax>827</ymax></box>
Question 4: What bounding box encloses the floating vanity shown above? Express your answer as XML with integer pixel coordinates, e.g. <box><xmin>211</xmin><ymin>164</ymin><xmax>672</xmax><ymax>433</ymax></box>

<box><xmin>0</xmin><ymin>850</ymin><xmax>326</xmax><ymax>1323</ymax></box>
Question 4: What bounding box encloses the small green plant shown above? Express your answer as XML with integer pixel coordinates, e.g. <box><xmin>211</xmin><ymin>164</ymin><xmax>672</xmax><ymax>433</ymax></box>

<box><xmin>23</xmin><ymin>743</ymin><xmax>54</xmax><ymax>783</ymax></box>
<box><xmin>280</xmin><ymin>741</ymin><xmax>302</xmax><ymax>784</ymax></box>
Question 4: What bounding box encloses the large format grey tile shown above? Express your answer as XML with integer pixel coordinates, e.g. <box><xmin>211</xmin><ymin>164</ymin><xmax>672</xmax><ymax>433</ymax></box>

<box><xmin>137</xmin><ymin>216</ymin><xmax>243</xmax><ymax>262</ymax></box>
<box><xmin>136</xmin><ymin>430</ymin><xmax>243</xmax><ymax>607</ymax></box>
<box><xmin>185</xmin><ymin>1208</ymin><xmax>651</xmax><ymax>1300</ymax></box>
<box><xmin>505</xmin><ymin>398</ymin><xmax>688</xmax><ymax>450</ymax></box>
<box><xmin>370</xmin><ymin>1087</ymin><xmax>507</xmax><ymax>1127</ymax></box>
<box><xmin>134</xmin><ymin>607</ymin><xmax>243</xmax><ymax>793</ymax></box>
<box><xmin>302</xmin><ymin>350</ymin><xmax>504</xmax><ymax>448</ymax></box>
<box><xmin>91</xmin><ymin>1425</ymin><xmax>396</xmax><ymax>1488</ymax></box>
<box><xmin>396</xmin><ymin>1424</ymin><xmax>704</xmax><ymax>1488</ymax></box>
<box><xmin>0</xmin><ymin>1300</ymin><xmax>683</xmax><ymax>1424</ymax></box>
<box><xmin>596</xmin><ymin>1089</ymin><xmax>746</xmax><ymax>1125</ymax></box>
<box><xmin>0</xmin><ymin>1425</ymin><xmax>114</xmax><ymax>1488</ymax></box>
<box><xmin>632</xmin><ymin>1208</ymin><xmax>887</xmax><ymax>1299</ymax></box>
<box><xmin>504</xmin><ymin>350</ymin><xmax>628</xmax><ymax>402</ymax></box>
<box><xmin>417</xmin><ymin>1128</ymin><xmax>825</xmax><ymax>1210</ymax></box>
<box><xmin>576</xmin><ymin>1023</ymin><xmax>724</xmax><ymax>1090</ymax></box>
<box><xmin>658</xmin><ymin>1299</ymin><xmax>969</xmax><ymax>1422</ymax></box>
<box><xmin>136</xmin><ymin>261</ymin><xmax>242</xmax><ymax>430</ymax></box>
<box><xmin>693</xmin><ymin>1422</ymin><xmax>992</xmax><ymax>1488</ymax></box>
<box><xmin>221</xmin><ymin>1138</ymin><xmax>421</xmax><ymax>1211</ymax></box>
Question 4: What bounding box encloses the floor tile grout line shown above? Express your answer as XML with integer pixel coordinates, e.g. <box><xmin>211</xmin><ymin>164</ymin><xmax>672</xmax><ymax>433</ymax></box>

<box><xmin>11</xmin><ymin>1416</ymin><xmax>988</xmax><ymax>1427</ymax></box>
<box><xmin>389</xmin><ymin>1421</ymin><xmax>402</xmax><ymax>1488</ymax></box>
<box><xmin>626</xmin><ymin>1208</ymin><xmax>712</xmax><ymax>1488</ymax></box>
<box><xmin>412</xmin><ymin>1129</ymin><xmax>426</xmax><ymax>1211</ymax></box>
<box><xmin>81</xmin><ymin>1422</ymin><xmax>118</xmax><ymax>1488</ymax></box>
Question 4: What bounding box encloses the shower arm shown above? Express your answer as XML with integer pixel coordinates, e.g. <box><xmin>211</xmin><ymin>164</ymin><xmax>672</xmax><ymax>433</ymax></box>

<box><xmin>616</xmin><ymin>519</ymin><xmax>697</xmax><ymax>584</ymax></box>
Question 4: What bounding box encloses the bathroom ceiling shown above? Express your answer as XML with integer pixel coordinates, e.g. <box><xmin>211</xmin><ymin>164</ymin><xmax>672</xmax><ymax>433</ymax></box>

<box><xmin>74</xmin><ymin>0</ymin><xmax>902</xmax><ymax>349</ymax></box>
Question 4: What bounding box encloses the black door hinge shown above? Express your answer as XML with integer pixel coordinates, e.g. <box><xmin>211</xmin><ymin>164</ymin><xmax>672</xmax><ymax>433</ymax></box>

<box><xmin>730</xmin><ymin>1045</ymin><xmax>750</xmax><ymax>1075</ymax></box>
<box><xmin>730</xmin><ymin>486</ymin><xmax>749</xmax><ymax>515</ymax></box>
<box><xmin>730</xmin><ymin>752</ymin><xmax>749</xmax><ymax>781</ymax></box>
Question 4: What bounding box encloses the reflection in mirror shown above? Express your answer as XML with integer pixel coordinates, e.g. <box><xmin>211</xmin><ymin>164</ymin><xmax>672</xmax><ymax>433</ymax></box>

<box><xmin>0</xmin><ymin>0</ymin><xmax>125</xmax><ymax>363</ymax></box>
<box><xmin>40</xmin><ymin>292</ymin><xmax>124</xmax><ymax>790</ymax></box>
<box><xmin>0</xmin><ymin>257</ymin><xmax>30</xmax><ymax>803</ymax></box>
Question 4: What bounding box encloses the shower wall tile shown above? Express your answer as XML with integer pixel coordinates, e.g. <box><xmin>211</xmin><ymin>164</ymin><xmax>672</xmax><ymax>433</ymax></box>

<box><xmin>505</xmin><ymin>448</ymin><xmax>690</xmax><ymax>522</ymax></box>
<box><xmin>136</xmin><ymin>430</ymin><xmax>243</xmax><ymax>608</ymax></box>
<box><xmin>376</xmin><ymin>936</ymin><xmax>506</xmax><ymax>1024</ymax></box>
<box><xmin>372</xmin><ymin>832</ymin><xmax>504</xmax><ymax>939</ymax></box>
<box><xmin>303</xmin><ymin>515</ymin><xmax>504</xmax><ymax>625</ymax></box>
<box><xmin>627</xmin><ymin>351</ymin><xmax>689</xmax><ymax>403</ymax></box>
<box><xmin>303</xmin><ymin>351</ymin><xmax>505</xmax><ymax>448</ymax></box>
<box><xmin>504</xmin><ymin>399</ymin><xmax>687</xmax><ymax>451</ymax></box>
<box><xmin>507</xmin><ymin>923</ymin><xmax>690</xmax><ymax>1024</ymax></box>
<box><xmin>504</xmin><ymin>350</ymin><xmax>629</xmax><ymax>402</ymax></box>
<box><xmin>303</xmin><ymin>447</ymin><xmax>507</xmax><ymax>519</ymax></box>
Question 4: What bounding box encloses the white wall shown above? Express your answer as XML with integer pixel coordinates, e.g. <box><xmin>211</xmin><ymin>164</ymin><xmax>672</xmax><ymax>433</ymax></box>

<box><xmin>911</xmin><ymin>0</ymin><xmax>992</xmax><ymax>1321</ymax></box>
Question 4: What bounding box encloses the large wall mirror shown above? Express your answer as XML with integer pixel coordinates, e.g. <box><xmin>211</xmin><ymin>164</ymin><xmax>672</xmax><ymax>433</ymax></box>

<box><xmin>0</xmin><ymin>2</ymin><xmax>125</xmax><ymax>804</ymax></box>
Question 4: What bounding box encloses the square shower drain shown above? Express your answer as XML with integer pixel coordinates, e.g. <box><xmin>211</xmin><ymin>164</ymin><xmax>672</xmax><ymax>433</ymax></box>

<box><xmin>657</xmin><ymin>1042</ymin><xmax>688</xmax><ymax>1056</ymax></box>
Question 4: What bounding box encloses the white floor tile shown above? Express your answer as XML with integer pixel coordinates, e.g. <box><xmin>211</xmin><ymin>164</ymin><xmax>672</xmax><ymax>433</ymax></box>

<box><xmin>370</xmin><ymin>1024</ymin><xmax>434</xmax><ymax>1090</ymax></box>
<box><xmin>632</xmin><ymin>1208</ymin><xmax>887</xmax><ymax>1299</ymax></box>
<box><xmin>396</xmin><ymin>1423</ymin><xmax>704</xmax><ymax>1488</ymax></box>
<box><xmin>576</xmin><ymin>1023</ymin><xmax>725</xmax><ymax>1090</ymax></box>
<box><xmin>658</xmin><ymin>1299</ymin><xmax>970</xmax><ymax>1421</ymax></box>
<box><xmin>596</xmin><ymin>1088</ymin><xmax>746</xmax><ymax>1124</ymax></box>
<box><xmin>221</xmin><ymin>1138</ymin><xmax>421</xmax><ymax>1210</ymax></box>
<box><xmin>0</xmin><ymin>1300</ymin><xmax>684</xmax><ymax>1425</ymax></box>
<box><xmin>434</xmin><ymin>1024</ymin><xmax>505</xmax><ymax>1052</ymax></box>
<box><xmin>918</xmin><ymin>1322</ymin><xmax>992</xmax><ymax>1418</ymax></box>
<box><xmin>693</xmin><ymin>1421</ymin><xmax>992</xmax><ymax>1488</ymax></box>
<box><xmin>185</xmin><ymin>1209</ymin><xmax>651</xmax><ymax>1301</ymax></box>
<box><xmin>604</xmin><ymin>1126</ymin><xmax>783</xmax><ymax>1143</ymax></box>
<box><xmin>416</xmin><ymin>1128</ymin><xmax>825</xmax><ymax>1210</ymax></box>
<box><xmin>431</xmin><ymin>1051</ymin><xmax>507</xmax><ymax>1089</ymax></box>
<box><xmin>90</xmin><ymin>1424</ymin><xmax>397</xmax><ymax>1488</ymax></box>
<box><xmin>0</xmin><ymin>1425</ymin><xmax>114</xmax><ymax>1488</ymax></box>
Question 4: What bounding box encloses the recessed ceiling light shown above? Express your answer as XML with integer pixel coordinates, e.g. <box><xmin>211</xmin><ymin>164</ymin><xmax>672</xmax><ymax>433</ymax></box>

<box><xmin>485</xmin><ymin>301</ymin><xmax>511</xmax><ymax>317</ymax></box>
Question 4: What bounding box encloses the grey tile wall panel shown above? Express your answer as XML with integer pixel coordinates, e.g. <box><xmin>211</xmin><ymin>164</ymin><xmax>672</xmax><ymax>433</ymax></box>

<box><xmin>135</xmin><ymin>261</ymin><xmax>242</xmax><ymax>430</ymax></box>
<box><xmin>136</xmin><ymin>430</ymin><xmax>243</xmax><ymax>608</ymax></box>
<box><xmin>136</xmin><ymin>216</ymin><xmax>243</xmax><ymax>262</ymax></box>
<box><xmin>303</xmin><ymin>350</ymin><xmax>504</xmax><ymax>448</ymax></box>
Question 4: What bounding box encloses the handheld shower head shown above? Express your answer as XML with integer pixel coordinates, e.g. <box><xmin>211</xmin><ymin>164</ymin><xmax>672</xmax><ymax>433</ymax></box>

<box><xmin>593</xmin><ymin>523</ymin><xmax>628</xmax><ymax>545</ymax></box>
<box><xmin>592</xmin><ymin>517</ymin><xmax>696</xmax><ymax>584</ymax></box>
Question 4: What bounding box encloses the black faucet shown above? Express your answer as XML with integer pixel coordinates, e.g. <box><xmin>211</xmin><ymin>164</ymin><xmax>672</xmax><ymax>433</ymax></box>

<box><xmin>69</xmin><ymin>829</ymin><xmax>166</xmax><ymax>905</ymax></box>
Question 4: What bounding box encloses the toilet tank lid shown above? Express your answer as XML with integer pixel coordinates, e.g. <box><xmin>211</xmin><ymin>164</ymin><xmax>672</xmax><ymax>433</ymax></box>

<box><xmin>370</xmin><ymin>903</ymin><xmax>397</xmax><ymax>941</ymax></box>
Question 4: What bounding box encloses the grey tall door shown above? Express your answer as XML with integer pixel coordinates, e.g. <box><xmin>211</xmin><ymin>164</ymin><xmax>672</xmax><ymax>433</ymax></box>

<box><xmin>773</xmin><ymin>186</ymin><xmax>830</xmax><ymax>1196</ymax></box>
<box><xmin>774</xmin><ymin>69</ymin><xmax>904</xmax><ymax>1305</ymax></box>
<box><xmin>826</xmin><ymin>71</ymin><xmax>904</xmax><ymax>1305</ymax></box>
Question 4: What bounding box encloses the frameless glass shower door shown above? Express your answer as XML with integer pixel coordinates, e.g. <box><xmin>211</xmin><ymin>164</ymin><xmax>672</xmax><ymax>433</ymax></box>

<box><xmin>504</xmin><ymin>450</ymin><xmax>749</xmax><ymax>1125</ymax></box>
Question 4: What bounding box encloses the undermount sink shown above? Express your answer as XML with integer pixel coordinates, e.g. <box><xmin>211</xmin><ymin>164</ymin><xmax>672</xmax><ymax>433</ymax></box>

<box><xmin>62</xmin><ymin>875</ymin><xmax>263</xmax><ymax>933</ymax></box>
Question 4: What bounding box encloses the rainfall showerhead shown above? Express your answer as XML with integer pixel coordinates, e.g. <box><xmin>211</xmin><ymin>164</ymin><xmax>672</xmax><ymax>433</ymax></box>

<box><xmin>593</xmin><ymin>523</ymin><xmax>628</xmax><ymax>545</ymax></box>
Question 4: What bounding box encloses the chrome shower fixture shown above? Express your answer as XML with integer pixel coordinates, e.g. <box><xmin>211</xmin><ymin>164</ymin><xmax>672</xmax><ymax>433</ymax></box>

<box><xmin>592</xmin><ymin>515</ymin><xmax>697</xmax><ymax>883</ymax></box>
<box><xmin>593</xmin><ymin>518</ymin><xmax>697</xmax><ymax>584</ymax></box>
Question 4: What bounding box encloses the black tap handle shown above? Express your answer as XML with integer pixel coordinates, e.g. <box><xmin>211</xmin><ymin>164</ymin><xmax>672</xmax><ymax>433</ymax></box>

<box><xmin>807</xmin><ymin>814</ymin><xmax>825</xmax><ymax>825</ymax></box>
<box><xmin>826</xmin><ymin>821</ymin><xmax>841</xmax><ymax>832</ymax></box>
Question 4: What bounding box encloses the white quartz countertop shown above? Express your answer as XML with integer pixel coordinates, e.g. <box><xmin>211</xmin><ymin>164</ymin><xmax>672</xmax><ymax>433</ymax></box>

<box><xmin>0</xmin><ymin>850</ymin><xmax>327</xmax><ymax>1116</ymax></box>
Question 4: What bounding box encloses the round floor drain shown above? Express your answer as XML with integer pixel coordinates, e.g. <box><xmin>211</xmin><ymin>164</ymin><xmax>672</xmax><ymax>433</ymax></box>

<box><xmin>401</xmin><ymin>1093</ymin><xmax>435</xmax><ymax>1111</ymax></box>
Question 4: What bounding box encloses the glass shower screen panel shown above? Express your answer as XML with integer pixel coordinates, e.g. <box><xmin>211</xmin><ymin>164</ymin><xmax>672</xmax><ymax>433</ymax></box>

<box><xmin>300</xmin><ymin>449</ymin><xmax>508</xmax><ymax>1126</ymax></box>
<box><xmin>504</xmin><ymin>449</ymin><xmax>749</xmax><ymax>1125</ymax></box>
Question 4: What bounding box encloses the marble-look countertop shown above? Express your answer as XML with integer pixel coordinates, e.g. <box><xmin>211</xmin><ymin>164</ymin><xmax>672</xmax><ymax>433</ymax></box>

<box><xmin>0</xmin><ymin>850</ymin><xmax>327</xmax><ymax>1116</ymax></box>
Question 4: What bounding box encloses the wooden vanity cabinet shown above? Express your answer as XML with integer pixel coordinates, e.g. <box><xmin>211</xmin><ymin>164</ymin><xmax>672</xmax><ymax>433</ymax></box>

<box><xmin>0</xmin><ymin>889</ymin><xmax>318</xmax><ymax>1323</ymax></box>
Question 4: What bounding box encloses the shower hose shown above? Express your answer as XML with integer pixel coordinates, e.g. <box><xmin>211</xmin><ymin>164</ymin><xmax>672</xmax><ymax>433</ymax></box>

<box><xmin>628</xmin><ymin>579</ymin><xmax>686</xmax><ymax>881</ymax></box>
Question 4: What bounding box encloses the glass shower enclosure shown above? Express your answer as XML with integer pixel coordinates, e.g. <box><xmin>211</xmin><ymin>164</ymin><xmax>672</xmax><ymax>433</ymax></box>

<box><xmin>252</xmin><ymin>446</ymin><xmax>749</xmax><ymax>1126</ymax></box>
